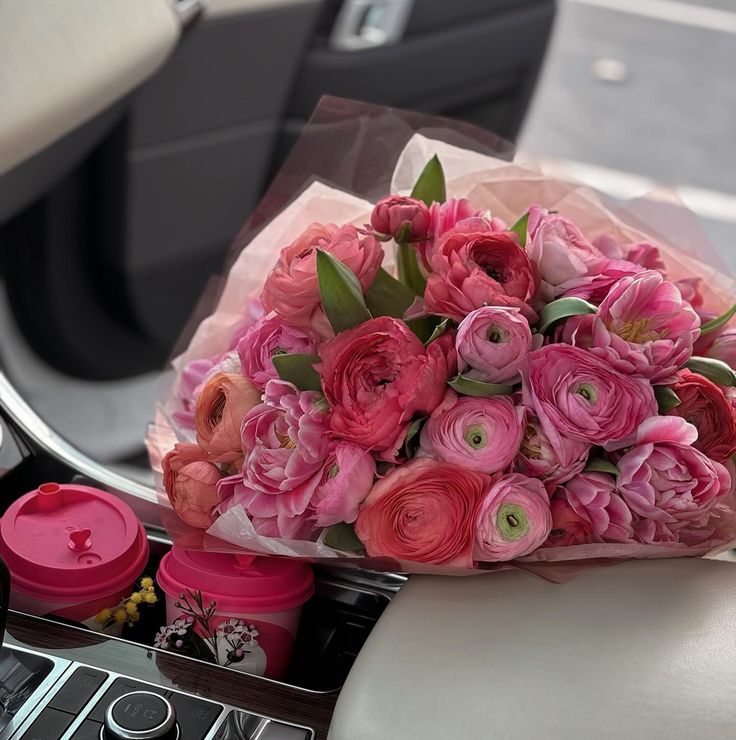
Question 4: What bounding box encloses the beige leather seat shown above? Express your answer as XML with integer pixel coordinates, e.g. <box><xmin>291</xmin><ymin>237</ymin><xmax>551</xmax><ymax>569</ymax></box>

<box><xmin>329</xmin><ymin>558</ymin><xmax>736</xmax><ymax>739</ymax></box>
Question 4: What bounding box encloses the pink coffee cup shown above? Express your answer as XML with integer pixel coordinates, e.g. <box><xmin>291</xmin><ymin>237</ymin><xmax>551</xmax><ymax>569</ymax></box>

<box><xmin>157</xmin><ymin>547</ymin><xmax>314</xmax><ymax>680</ymax></box>
<box><xmin>0</xmin><ymin>482</ymin><xmax>149</xmax><ymax>627</ymax></box>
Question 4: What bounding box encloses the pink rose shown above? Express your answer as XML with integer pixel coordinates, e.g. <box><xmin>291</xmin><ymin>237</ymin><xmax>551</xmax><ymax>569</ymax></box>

<box><xmin>521</xmin><ymin>344</ymin><xmax>657</xmax><ymax>455</ymax></box>
<box><xmin>543</xmin><ymin>499</ymin><xmax>593</xmax><ymax>547</ymax></box>
<box><xmin>236</xmin><ymin>380</ymin><xmax>331</xmax><ymax>527</ymax></box>
<box><xmin>370</xmin><ymin>195</ymin><xmax>430</xmax><ymax>242</ymax></box>
<box><xmin>626</xmin><ymin>242</ymin><xmax>666</xmax><ymax>272</ymax></box>
<box><xmin>474</xmin><ymin>473</ymin><xmax>552</xmax><ymax>561</ymax></box>
<box><xmin>417</xmin><ymin>198</ymin><xmax>486</xmax><ymax>270</ymax></box>
<box><xmin>563</xmin><ymin>270</ymin><xmax>701</xmax><ymax>382</ymax></box>
<box><xmin>514</xmin><ymin>412</ymin><xmax>590</xmax><ymax>486</ymax></box>
<box><xmin>564</xmin><ymin>472</ymin><xmax>635</xmax><ymax>542</ymax></box>
<box><xmin>355</xmin><ymin>458</ymin><xmax>488</xmax><ymax>567</ymax></box>
<box><xmin>261</xmin><ymin>223</ymin><xmax>383</xmax><ymax>329</ymax></box>
<box><xmin>527</xmin><ymin>205</ymin><xmax>603</xmax><ymax>289</ymax></box>
<box><xmin>424</xmin><ymin>223</ymin><xmax>539</xmax><ymax>322</ymax></box>
<box><xmin>708</xmin><ymin>327</ymin><xmax>736</xmax><ymax>369</ymax></box>
<box><xmin>419</xmin><ymin>391</ymin><xmax>524</xmax><ymax>474</ymax></box>
<box><xmin>559</xmin><ymin>258</ymin><xmax>644</xmax><ymax>305</ymax></box>
<box><xmin>455</xmin><ymin>306</ymin><xmax>533</xmax><ymax>383</ymax></box>
<box><xmin>614</xmin><ymin>416</ymin><xmax>731</xmax><ymax>543</ymax></box>
<box><xmin>320</xmin><ymin>317</ymin><xmax>455</xmax><ymax>459</ymax></box>
<box><xmin>195</xmin><ymin>373</ymin><xmax>262</xmax><ymax>464</ymax></box>
<box><xmin>312</xmin><ymin>442</ymin><xmax>376</xmax><ymax>527</ymax></box>
<box><xmin>217</xmin><ymin>474</ymin><xmax>316</xmax><ymax>539</ymax></box>
<box><xmin>237</xmin><ymin>314</ymin><xmax>318</xmax><ymax>389</ymax></box>
<box><xmin>163</xmin><ymin>444</ymin><xmax>221</xmax><ymax>528</ymax></box>
<box><xmin>173</xmin><ymin>356</ymin><xmax>220</xmax><ymax>429</ymax></box>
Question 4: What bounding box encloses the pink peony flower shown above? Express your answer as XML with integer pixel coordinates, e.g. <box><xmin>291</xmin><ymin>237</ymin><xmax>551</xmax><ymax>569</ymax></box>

<box><xmin>237</xmin><ymin>314</ymin><xmax>318</xmax><ymax>389</ymax></box>
<box><xmin>513</xmin><ymin>412</ymin><xmax>590</xmax><ymax>486</ymax></box>
<box><xmin>563</xmin><ymin>270</ymin><xmax>701</xmax><ymax>382</ymax></box>
<box><xmin>417</xmin><ymin>198</ymin><xmax>487</xmax><ymax>270</ymax></box>
<box><xmin>354</xmin><ymin>458</ymin><xmax>488</xmax><ymax>567</ymax></box>
<box><xmin>543</xmin><ymin>499</ymin><xmax>593</xmax><ymax>547</ymax></box>
<box><xmin>370</xmin><ymin>195</ymin><xmax>430</xmax><ymax>242</ymax></box>
<box><xmin>424</xmin><ymin>223</ymin><xmax>539</xmax><ymax>322</ymax></box>
<box><xmin>526</xmin><ymin>205</ymin><xmax>603</xmax><ymax>289</ymax></box>
<box><xmin>236</xmin><ymin>380</ymin><xmax>331</xmax><ymax>525</ymax></box>
<box><xmin>614</xmin><ymin>416</ymin><xmax>731</xmax><ymax>543</ymax></box>
<box><xmin>521</xmin><ymin>344</ymin><xmax>657</xmax><ymax>455</ymax></box>
<box><xmin>474</xmin><ymin>473</ymin><xmax>552</xmax><ymax>561</ymax></box>
<box><xmin>312</xmin><ymin>442</ymin><xmax>376</xmax><ymax>527</ymax></box>
<box><xmin>261</xmin><ymin>223</ymin><xmax>383</xmax><ymax>330</ymax></box>
<box><xmin>559</xmin><ymin>258</ymin><xmax>644</xmax><ymax>305</ymax></box>
<box><xmin>455</xmin><ymin>306</ymin><xmax>533</xmax><ymax>383</ymax></box>
<box><xmin>419</xmin><ymin>391</ymin><xmax>524</xmax><ymax>474</ymax></box>
<box><xmin>626</xmin><ymin>242</ymin><xmax>666</xmax><ymax>272</ymax></box>
<box><xmin>163</xmin><ymin>444</ymin><xmax>222</xmax><ymax>528</ymax></box>
<box><xmin>564</xmin><ymin>472</ymin><xmax>635</xmax><ymax>542</ymax></box>
<box><xmin>320</xmin><ymin>317</ymin><xmax>455</xmax><ymax>459</ymax></box>
<box><xmin>666</xmin><ymin>369</ymin><xmax>736</xmax><ymax>463</ymax></box>
<box><xmin>708</xmin><ymin>327</ymin><xmax>736</xmax><ymax>369</ymax></box>
<box><xmin>173</xmin><ymin>357</ymin><xmax>220</xmax><ymax>429</ymax></box>
<box><xmin>194</xmin><ymin>373</ymin><xmax>262</xmax><ymax>464</ymax></box>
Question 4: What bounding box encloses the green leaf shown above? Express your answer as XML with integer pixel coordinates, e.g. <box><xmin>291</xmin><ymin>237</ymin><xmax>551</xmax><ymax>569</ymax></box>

<box><xmin>272</xmin><ymin>354</ymin><xmax>322</xmax><ymax>392</ymax></box>
<box><xmin>365</xmin><ymin>267</ymin><xmax>416</xmax><ymax>319</ymax></box>
<box><xmin>537</xmin><ymin>297</ymin><xmax>598</xmax><ymax>333</ymax></box>
<box><xmin>402</xmin><ymin>417</ymin><xmax>426</xmax><ymax>457</ymax></box>
<box><xmin>584</xmin><ymin>458</ymin><xmax>619</xmax><ymax>477</ymax></box>
<box><xmin>410</xmin><ymin>154</ymin><xmax>446</xmax><ymax>207</ymax></box>
<box><xmin>323</xmin><ymin>522</ymin><xmax>365</xmax><ymax>553</ymax></box>
<box><xmin>448</xmin><ymin>374</ymin><xmax>514</xmax><ymax>398</ymax></box>
<box><xmin>653</xmin><ymin>385</ymin><xmax>681</xmax><ymax>413</ymax></box>
<box><xmin>316</xmin><ymin>249</ymin><xmax>372</xmax><ymax>334</ymax></box>
<box><xmin>396</xmin><ymin>242</ymin><xmax>427</xmax><ymax>295</ymax></box>
<box><xmin>701</xmin><ymin>303</ymin><xmax>736</xmax><ymax>335</ymax></box>
<box><xmin>509</xmin><ymin>212</ymin><xmax>530</xmax><ymax>247</ymax></box>
<box><xmin>685</xmin><ymin>357</ymin><xmax>736</xmax><ymax>387</ymax></box>
<box><xmin>425</xmin><ymin>318</ymin><xmax>450</xmax><ymax>345</ymax></box>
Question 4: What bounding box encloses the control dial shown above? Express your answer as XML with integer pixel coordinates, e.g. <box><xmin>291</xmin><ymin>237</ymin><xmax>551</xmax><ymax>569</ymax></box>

<box><xmin>102</xmin><ymin>691</ymin><xmax>179</xmax><ymax>739</ymax></box>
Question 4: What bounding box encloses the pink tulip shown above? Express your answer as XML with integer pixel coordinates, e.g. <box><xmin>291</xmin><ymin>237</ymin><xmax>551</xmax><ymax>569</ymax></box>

<box><xmin>163</xmin><ymin>444</ymin><xmax>222</xmax><ymax>528</ymax></box>
<box><xmin>560</xmin><ymin>258</ymin><xmax>643</xmax><ymax>305</ymax></box>
<box><xmin>564</xmin><ymin>472</ymin><xmax>635</xmax><ymax>542</ymax></box>
<box><xmin>419</xmin><ymin>391</ymin><xmax>524</xmax><ymax>474</ymax></box>
<box><xmin>237</xmin><ymin>314</ymin><xmax>318</xmax><ymax>389</ymax></box>
<box><xmin>626</xmin><ymin>242</ymin><xmax>666</xmax><ymax>272</ymax></box>
<box><xmin>708</xmin><ymin>328</ymin><xmax>736</xmax><ymax>369</ymax></box>
<box><xmin>455</xmin><ymin>306</ymin><xmax>533</xmax><ymax>383</ymax></box>
<box><xmin>312</xmin><ymin>442</ymin><xmax>376</xmax><ymax>526</ymax></box>
<box><xmin>474</xmin><ymin>473</ymin><xmax>552</xmax><ymax>561</ymax></box>
<box><xmin>521</xmin><ymin>344</ymin><xmax>657</xmax><ymax>455</ymax></box>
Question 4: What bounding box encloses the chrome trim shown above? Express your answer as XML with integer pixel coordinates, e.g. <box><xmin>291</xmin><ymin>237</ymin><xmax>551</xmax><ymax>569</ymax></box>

<box><xmin>329</xmin><ymin>0</ymin><xmax>414</xmax><ymax>51</ymax></box>
<box><xmin>104</xmin><ymin>691</ymin><xmax>177</xmax><ymax>739</ymax></box>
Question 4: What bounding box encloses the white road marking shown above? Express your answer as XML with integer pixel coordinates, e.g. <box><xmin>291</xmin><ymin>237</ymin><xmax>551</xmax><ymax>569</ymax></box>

<box><xmin>536</xmin><ymin>157</ymin><xmax>736</xmax><ymax>224</ymax></box>
<box><xmin>568</xmin><ymin>0</ymin><xmax>736</xmax><ymax>34</ymax></box>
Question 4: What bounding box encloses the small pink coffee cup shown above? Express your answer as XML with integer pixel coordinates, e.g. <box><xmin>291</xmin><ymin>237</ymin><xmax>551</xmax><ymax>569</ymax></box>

<box><xmin>0</xmin><ymin>482</ymin><xmax>149</xmax><ymax>628</ymax></box>
<box><xmin>157</xmin><ymin>547</ymin><xmax>314</xmax><ymax>680</ymax></box>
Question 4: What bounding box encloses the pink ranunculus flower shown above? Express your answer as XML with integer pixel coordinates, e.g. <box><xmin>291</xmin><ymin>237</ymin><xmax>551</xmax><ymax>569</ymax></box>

<box><xmin>236</xmin><ymin>380</ymin><xmax>332</xmax><ymax>526</ymax></box>
<box><xmin>513</xmin><ymin>412</ymin><xmax>590</xmax><ymax>486</ymax></box>
<box><xmin>261</xmin><ymin>223</ymin><xmax>383</xmax><ymax>330</ymax></box>
<box><xmin>355</xmin><ymin>458</ymin><xmax>488</xmax><ymax>567</ymax></box>
<box><xmin>417</xmin><ymin>198</ymin><xmax>486</xmax><ymax>271</ymax></box>
<box><xmin>614</xmin><ymin>416</ymin><xmax>731</xmax><ymax>543</ymax></box>
<box><xmin>543</xmin><ymin>499</ymin><xmax>593</xmax><ymax>547</ymax></box>
<box><xmin>312</xmin><ymin>442</ymin><xmax>377</xmax><ymax>527</ymax></box>
<box><xmin>320</xmin><ymin>317</ymin><xmax>455</xmax><ymax>459</ymax></box>
<box><xmin>419</xmin><ymin>391</ymin><xmax>524</xmax><ymax>474</ymax></box>
<box><xmin>173</xmin><ymin>356</ymin><xmax>220</xmax><ymax>430</ymax></box>
<box><xmin>521</xmin><ymin>344</ymin><xmax>657</xmax><ymax>456</ymax></box>
<box><xmin>564</xmin><ymin>472</ymin><xmax>635</xmax><ymax>542</ymax></box>
<box><xmin>708</xmin><ymin>328</ymin><xmax>736</xmax><ymax>369</ymax></box>
<box><xmin>163</xmin><ymin>444</ymin><xmax>222</xmax><ymax>528</ymax></box>
<box><xmin>526</xmin><ymin>205</ymin><xmax>603</xmax><ymax>290</ymax></box>
<box><xmin>237</xmin><ymin>314</ymin><xmax>318</xmax><ymax>389</ymax></box>
<box><xmin>370</xmin><ymin>195</ymin><xmax>430</xmax><ymax>243</ymax></box>
<box><xmin>455</xmin><ymin>306</ymin><xmax>533</xmax><ymax>383</ymax></box>
<box><xmin>564</xmin><ymin>270</ymin><xmax>701</xmax><ymax>383</ymax></box>
<box><xmin>474</xmin><ymin>473</ymin><xmax>552</xmax><ymax>561</ymax></box>
<box><xmin>424</xmin><ymin>223</ymin><xmax>539</xmax><ymax>322</ymax></box>
<box><xmin>217</xmin><ymin>474</ymin><xmax>317</xmax><ymax>539</ymax></box>
<box><xmin>559</xmin><ymin>258</ymin><xmax>644</xmax><ymax>305</ymax></box>
<box><xmin>626</xmin><ymin>242</ymin><xmax>666</xmax><ymax>272</ymax></box>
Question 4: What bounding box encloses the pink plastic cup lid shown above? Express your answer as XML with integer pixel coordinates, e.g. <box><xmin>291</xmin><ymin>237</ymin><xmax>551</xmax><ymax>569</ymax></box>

<box><xmin>0</xmin><ymin>483</ymin><xmax>149</xmax><ymax>603</ymax></box>
<box><xmin>157</xmin><ymin>547</ymin><xmax>314</xmax><ymax>614</ymax></box>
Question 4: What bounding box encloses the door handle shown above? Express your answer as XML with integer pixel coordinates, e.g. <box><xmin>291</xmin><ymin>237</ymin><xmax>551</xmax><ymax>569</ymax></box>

<box><xmin>329</xmin><ymin>0</ymin><xmax>414</xmax><ymax>51</ymax></box>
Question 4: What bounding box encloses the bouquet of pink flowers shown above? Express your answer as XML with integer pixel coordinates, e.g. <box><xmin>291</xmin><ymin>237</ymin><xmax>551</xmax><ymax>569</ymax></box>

<box><xmin>149</xmin><ymin>99</ymin><xmax>736</xmax><ymax>574</ymax></box>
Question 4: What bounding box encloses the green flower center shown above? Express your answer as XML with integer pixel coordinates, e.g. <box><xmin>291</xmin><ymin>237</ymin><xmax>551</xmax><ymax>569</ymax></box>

<box><xmin>464</xmin><ymin>424</ymin><xmax>488</xmax><ymax>450</ymax></box>
<box><xmin>575</xmin><ymin>382</ymin><xmax>597</xmax><ymax>403</ymax></box>
<box><xmin>497</xmin><ymin>503</ymin><xmax>529</xmax><ymax>541</ymax></box>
